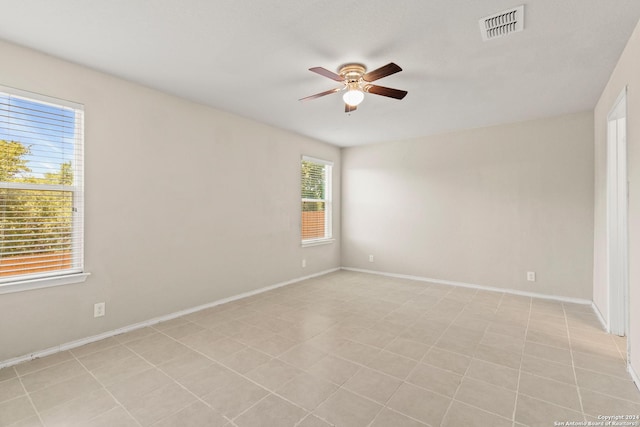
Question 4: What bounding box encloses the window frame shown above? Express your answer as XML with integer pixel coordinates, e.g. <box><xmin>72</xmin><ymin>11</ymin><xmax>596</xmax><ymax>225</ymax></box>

<box><xmin>0</xmin><ymin>85</ymin><xmax>88</xmax><ymax>294</ymax></box>
<box><xmin>301</xmin><ymin>155</ymin><xmax>334</xmax><ymax>247</ymax></box>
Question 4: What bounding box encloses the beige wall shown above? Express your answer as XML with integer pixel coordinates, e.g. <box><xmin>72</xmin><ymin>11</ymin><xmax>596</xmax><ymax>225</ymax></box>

<box><xmin>0</xmin><ymin>40</ymin><xmax>340</xmax><ymax>362</ymax></box>
<box><xmin>594</xmin><ymin>19</ymin><xmax>640</xmax><ymax>377</ymax></box>
<box><xmin>342</xmin><ymin>112</ymin><xmax>594</xmax><ymax>299</ymax></box>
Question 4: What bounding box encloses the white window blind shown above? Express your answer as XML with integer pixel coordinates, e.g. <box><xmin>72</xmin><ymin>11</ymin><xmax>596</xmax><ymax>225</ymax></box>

<box><xmin>301</xmin><ymin>156</ymin><xmax>332</xmax><ymax>243</ymax></box>
<box><xmin>0</xmin><ymin>86</ymin><xmax>84</xmax><ymax>285</ymax></box>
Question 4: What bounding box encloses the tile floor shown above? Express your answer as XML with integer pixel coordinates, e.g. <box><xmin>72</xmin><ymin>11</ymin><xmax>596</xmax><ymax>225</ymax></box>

<box><xmin>1</xmin><ymin>270</ymin><xmax>639</xmax><ymax>426</ymax></box>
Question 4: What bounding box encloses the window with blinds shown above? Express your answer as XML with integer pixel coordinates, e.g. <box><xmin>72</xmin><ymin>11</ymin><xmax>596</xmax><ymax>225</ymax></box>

<box><xmin>0</xmin><ymin>86</ymin><xmax>84</xmax><ymax>285</ymax></box>
<box><xmin>301</xmin><ymin>156</ymin><xmax>332</xmax><ymax>244</ymax></box>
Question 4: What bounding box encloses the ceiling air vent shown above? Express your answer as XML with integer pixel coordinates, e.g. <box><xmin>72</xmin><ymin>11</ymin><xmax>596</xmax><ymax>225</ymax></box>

<box><xmin>479</xmin><ymin>5</ymin><xmax>524</xmax><ymax>41</ymax></box>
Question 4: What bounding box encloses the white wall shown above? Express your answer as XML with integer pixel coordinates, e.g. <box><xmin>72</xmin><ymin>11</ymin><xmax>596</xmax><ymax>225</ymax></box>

<box><xmin>342</xmin><ymin>112</ymin><xmax>594</xmax><ymax>299</ymax></box>
<box><xmin>594</xmin><ymin>19</ymin><xmax>640</xmax><ymax>378</ymax></box>
<box><xmin>0</xmin><ymin>40</ymin><xmax>340</xmax><ymax>362</ymax></box>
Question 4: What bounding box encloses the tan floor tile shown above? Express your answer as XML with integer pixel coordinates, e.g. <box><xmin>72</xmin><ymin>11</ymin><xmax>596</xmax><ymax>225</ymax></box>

<box><xmin>434</xmin><ymin>334</ymin><xmax>480</xmax><ymax>354</ymax></box>
<box><xmin>201</xmin><ymin>374</ymin><xmax>268</xmax><ymax>418</ymax></box>
<box><xmin>157</xmin><ymin>350</ymin><xmax>213</xmax><ymax>380</ymax></box>
<box><xmin>125</xmin><ymin>333</ymin><xmax>191</xmax><ymax>365</ymax></box>
<box><xmin>251</xmin><ymin>335</ymin><xmax>298</xmax><ymax>357</ymax></box>
<box><xmin>235</xmin><ymin>394</ymin><xmax>307</xmax><ymax>427</ymax></box>
<box><xmin>370</xmin><ymin>408</ymin><xmax>428</xmax><ymax>426</ymax></box>
<box><xmin>453</xmin><ymin>313</ymin><xmax>491</xmax><ymax>333</ymax></box>
<box><xmin>572</xmin><ymin>351</ymin><xmax>629</xmax><ymax>379</ymax></box>
<box><xmin>387</xmin><ymin>382</ymin><xmax>451</xmax><ymax>426</ymax></box>
<box><xmin>343</xmin><ymin>367</ymin><xmax>402</xmax><ymax>404</ymax></box>
<box><xmin>0</xmin><ymin>378</ymin><xmax>25</xmax><ymax>404</ymax></box>
<box><xmin>243</xmin><ymin>314</ymin><xmax>296</xmax><ymax>334</ymax></box>
<box><xmin>481</xmin><ymin>331</ymin><xmax>525</xmax><ymax>353</ymax></box>
<box><xmin>70</xmin><ymin>338</ymin><xmax>120</xmax><ymax>358</ymax></box>
<box><xmin>455</xmin><ymin>377</ymin><xmax>516</xmax><ymax>419</ymax></box>
<box><xmin>527</xmin><ymin>330</ymin><xmax>571</xmax><ymax>351</ymax></box>
<box><xmin>314</xmin><ymin>388</ymin><xmax>382</xmax><ymax>427</ymax></box>
<box><xmin>351</xmin><ymin>328</ymin><xmax>396</xmax><ymax>348</ymax></box>
<box><xmin>126</xmin><ymin>382</ymin><xmax>196</xmax><ymax>426</ymax></box>
<box><xmin>486</xmin><ymin>321</ymin><xmax>527</xmax><ymax>339</ymax></box>
<box><xmin>332</xmin><ymin>340</ymin><xmax>380</xmax><ymax>365</ymax></box>
<box><xmin>231</xmin><ymin>325</ymin><xmax>276</xmax><ymax>346</ymax></box>
<box><xmin>515</xmin><ymin>394</ymin><xmax>584</xmax><ymax>427</ymax></box>
<box><xmin>465</xmin><ymin>358</ymin><xmax>518</xmax><ymax>390</ymax></box>
<box><xmin>473</xmin><ymin>343</ymin><xmax>521</xmax><ymax>370</ymax></box>
<box><xmin>520</xmin><ymin>354</ymin><xmax>575</xmax><ymax>384</ymax></box>
<box><xmin>527</xmin><ymin>321</ymin><xmax>569</xmax><ymax>339</ymax></box>
<box><xmin>90</xmin><ymin>354</ymin><xmax>153</xmax><ymax>387</ymax></box>
<box><xmin>518</xmin><ymin>372</ymin><xmax>582</xmax><ymax>411</ymax></box>
<box><xmin>21</xmin><ymin>360</ymin><xmax>87</xmax><ymax>393</ymax></box>
<box><xmin>176</xmin><ymin>330</ymin><xmax>232</xmax><ymax>357</ymax></box>
<box><xmin>77</xmin><ymin>345</ymin><xmax>134</xmax><ymax>371</ymax></box>
<box><xmin>276</xmin><ymin>372</ymin><xmax>338</xmax><ymax>410</ymax></box>
<box><xmin>11</xmin><ymin>272</ymin><xmax>640</xmax><ymax>427</ymax></box>
<box><xmin>422</xmin><ymin>347</ymin><xmax>472</xmax><ymax>375</ymax></box>
<box><xmin>177</xmin><ymin>363</ymin><xmax>240</xmax><ymax>397</ymax></box>
<box><xmin>305</xmin><ymin>355</ymin><xmax>361</xmax><ymax>385</ymax></box>
<box><xmin>0</xmin><ymin>368</ymin><xmax>17</xmax><ymax>383</ymax></box>
<box><xmin>0</xmin><ymin>396</ymin><xmax>37</xmax><ymax>427</ymax></box>
<box><xmin>160</xmin><ymin>321</ymin><xmax>206</xmax><ymax>340</ymax></box>
<box><xmin>365</xmin><ymin>350</ymin><xmax>417</xmax><ymax>379</ymax></box>
<box><xmin>14</xmin><ymin>351</ymin><xmax>73</xmax><ymax>376</ymax></box>
<box><xmin>39</xmin><ymin>389</ymin><xmax>117</xmax><ymax>427</ymax></box>
<box><xmin>246</xmin><ymin>359</ymin><xmax>302</xmax><ymax>390</ymax></box>
<box><xmin>570</xmin><ymin>337</ymin><xmax>623</xmax><ymax>359</ymax></box>
<box><xmin>575</xmin><ymin>367</ymin><xmax>640</xmax><ymax>402</ymax></box>
<box><xmin>385</xmin><ymin>337</ymin><xmax>430</xmax><ymax>361</ymax></box>
<box><xmin>277</xmin><ymin>344</ymin><xmax>326</xmax><ymax>370</ymax></box>
<box><xmin>580</xmin><ymin>389</ymin><xmax>640</xmax><ymax>417</ymax></box>
<box><xmin>297</xmin><ymin>414</ymin><xmax>332</xmax><ymax>427</ymax></box>
<box><xmin>219</xmin><ymin>347</ymin><xmax>271</xmax><ymax>374</ymax></box>
<box><xmin>152</xmin><ymin>317</ymin><xmax>190</xmax><ymax>331</ymax></box>
<box><xmin>106</xmin><ymin>368</ymin><xmax>172</xmax><ymax>406</ymax></box>
<box><xmin>444</xmin><ymin>325</ymin><xmax>485</xmax><ymax>344</ymax></box>
<box><xmin>407</xmin><ymin>363</ymin><xmax>462</xmax><ymax>397</ymax></box>
<box><xmin>7</xmin><ymin>416</ymin><xmax>43</xmax><ymax>427</ymax></box>
<box><xmin>29</xmin><ymin>373</ymin><xmax>102</xmax><ymax>412</ymax></box>
<box><xmin>442</xmin><ymin>400</ymin><xmax>512</xmax><ymax>427</ymax></box>
<box><xmin>304</xmin><ymin>333</ymin><xmax>348</xmax><ymax>353</ymax></box>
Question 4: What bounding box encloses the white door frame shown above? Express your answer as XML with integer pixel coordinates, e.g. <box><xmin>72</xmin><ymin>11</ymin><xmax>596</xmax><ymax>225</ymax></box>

<box><xmin>606</xmin><ymin>87</ymin><xmax>628</xmax><ymax>340</ymax></box>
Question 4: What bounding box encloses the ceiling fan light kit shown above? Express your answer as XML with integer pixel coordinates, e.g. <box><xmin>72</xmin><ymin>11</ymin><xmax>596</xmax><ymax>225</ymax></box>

<box><xmin>300</xmin><ymin>62</ymin><xmax>407</xmax><ymax>113</ymax></box>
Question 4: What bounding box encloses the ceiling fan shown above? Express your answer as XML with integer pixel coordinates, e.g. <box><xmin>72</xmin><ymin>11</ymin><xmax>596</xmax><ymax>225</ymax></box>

<box><xmin>299</xmin><ymin>62</ymin><xmax>408</xmax><ymax>112</ymax></box>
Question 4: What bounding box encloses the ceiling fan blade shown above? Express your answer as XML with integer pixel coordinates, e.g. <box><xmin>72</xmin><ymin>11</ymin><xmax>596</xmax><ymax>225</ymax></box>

<box><xmin>345</xmin><ymin>104</ymin><xmax>357</xmax><ymax>113</ymax></box>
<box><xmin>309</xmin><ymin>67</ymin><xmax>344</xmax><ymax>82</ymax></box>
<box><xmin>362</xmin><ymin>62</ymin><xmax>402</xmax><ymax>82</ymax></box>
<box><xmin>299</xmin><ymin>87</ymin><xmax>343</xmax><ymax>102</ymax></box>
<box><xmin>364</xmin><ymin>84</ymin><xmax>408</xmax><ymax>100</ymax></box>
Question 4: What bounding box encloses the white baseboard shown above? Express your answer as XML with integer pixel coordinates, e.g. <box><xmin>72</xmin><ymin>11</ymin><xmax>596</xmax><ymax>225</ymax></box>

<box><xmin>591</xmin><ymin>301</ymin><xmax>610</xmax><ymax>333</ymax></box>
<box><xmin>0</xmin><ymin>267</ymin><xmax>339</xmax><ymax>369</ymax></box>
<box><xmin>629</xmin><ymin>363</ymin><xmax>640</xmax><ymax>393</ymax></box>
<box><xmin>341</xmin><ymin>267</ymin><xmax>592</xmax><ymax>305</ymax></box>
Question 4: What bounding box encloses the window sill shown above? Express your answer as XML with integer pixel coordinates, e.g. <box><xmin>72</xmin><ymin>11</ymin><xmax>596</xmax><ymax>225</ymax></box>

<box><xmin>302</xmin><ymin>238</ymin><xmax>335</xmax><ymax>248</ymax></box>
<box><xmin>0</xmin><ymin>272</ymin><xmax>91</xmax><ymax>295</ymax></box>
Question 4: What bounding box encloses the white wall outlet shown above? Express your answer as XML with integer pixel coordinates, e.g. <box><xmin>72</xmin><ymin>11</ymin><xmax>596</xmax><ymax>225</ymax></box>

<box><xmin>527</xmin><ymin>271</ymin><xmax>536</xmax><ymax>282</ymax></box>
<box><xmin>369</xmin><ymin>255</ymin><xmax>374</xmax><ymax>263</ymax></box>
<box><xmin>302</xmin><ymin>259</ymin><xmax>306</xmax><ymax>268</ymax></box>
<box><xmin>94</xmin><ymin>302</ymin><xmax>105</xmax><ymax>318</ymax></box>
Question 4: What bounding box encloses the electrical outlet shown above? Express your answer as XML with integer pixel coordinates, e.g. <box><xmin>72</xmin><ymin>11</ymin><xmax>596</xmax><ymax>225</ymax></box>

<box><xmin>527</xmin><ymin>272</ymin><xmax>536</xmax><ymax>282</ymax></box>
<box><xmin>369</xmin><ymin>255</ymin><xmax>374</xmax><ymax>262</ymax></box>
<box><xmin>302</xmin><ymin>259</ymin><xmax>306</xmax><ymax>268</ymax></box>
<box><xmin>94</xmin><ymin>302</ymin><xmax>105</xmax><ymax>318</ymax></box>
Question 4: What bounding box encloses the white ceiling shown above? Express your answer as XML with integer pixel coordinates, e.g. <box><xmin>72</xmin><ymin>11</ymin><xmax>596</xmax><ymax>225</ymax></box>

<box><xmin>1</xmin><ymin>1</ymin><xmax>639</xmax><ymax>147</ymax></box>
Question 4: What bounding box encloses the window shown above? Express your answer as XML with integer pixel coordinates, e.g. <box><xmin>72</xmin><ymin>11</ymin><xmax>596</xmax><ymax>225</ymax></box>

<box><xmin>0</xmin><ymin>86</ymin><xmax>85</xmax><ymax>291</ymax></box>
<box><xmin>301</xmin><ymin>156</ymin><xmax>332</xmax><ymax>245</ymax></box>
